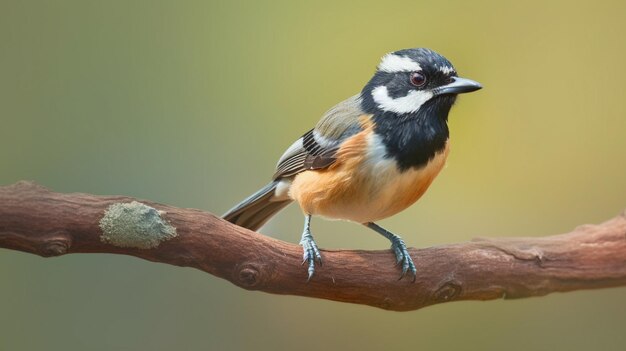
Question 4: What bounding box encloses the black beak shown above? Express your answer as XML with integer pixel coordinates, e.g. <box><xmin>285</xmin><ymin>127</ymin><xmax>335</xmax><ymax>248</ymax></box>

<box><xmin>434</xmin><ymin>77</ymin><xmax>482</xmax><ymax>96</ymax></box>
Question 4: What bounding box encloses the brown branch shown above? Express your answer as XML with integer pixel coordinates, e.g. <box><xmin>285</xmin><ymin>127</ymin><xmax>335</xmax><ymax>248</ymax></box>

<box><xmin>1</xmin><ymin>181</ymin><xmax>625</xmax><ymax>311</ymax></box>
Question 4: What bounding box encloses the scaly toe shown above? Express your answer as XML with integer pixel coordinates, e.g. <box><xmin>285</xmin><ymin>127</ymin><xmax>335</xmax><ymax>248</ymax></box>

<box><xmin>391</xmin><ymin>244</ymin><xmax>404</xmax><ymax>265</ymax></box>
<box><xmin>300</xmin><ymin>234</ymin><xmax>322</xmax><ymax>280</ymax></box>
<box><xmin>392</xmin><ymin>240</ymin><xmax>417</xmax><ymax>281</ymax></box>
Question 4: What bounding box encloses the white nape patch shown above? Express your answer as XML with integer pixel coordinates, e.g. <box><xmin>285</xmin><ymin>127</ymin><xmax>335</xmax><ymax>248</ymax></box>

<box><xmin>378</xmin><ymin>54</ymin><xmax>422</xmax><ymax>73</ymax></box>
<box><xmin>372</xmin><ymin>85</ymin><xmax>433</xmax><ymax>114</ymax></box>
<box><xmin>438</xmin><ymin>66</ymin><xmax>455</xmax><ymax>75</ymax></box>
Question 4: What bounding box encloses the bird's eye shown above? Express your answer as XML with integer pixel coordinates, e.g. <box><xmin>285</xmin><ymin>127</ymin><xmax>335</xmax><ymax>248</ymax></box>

<box><xmin>410</xmin><ymin>72</ymin><xmax>427</xmax><ymax>87</ymax></box>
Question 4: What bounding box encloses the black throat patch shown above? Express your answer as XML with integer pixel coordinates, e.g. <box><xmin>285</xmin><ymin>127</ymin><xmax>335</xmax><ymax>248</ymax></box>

<box><xmin>369</xmin><ymin>96</ymin><xmax>454</xmax><ymax>171</ymax></box>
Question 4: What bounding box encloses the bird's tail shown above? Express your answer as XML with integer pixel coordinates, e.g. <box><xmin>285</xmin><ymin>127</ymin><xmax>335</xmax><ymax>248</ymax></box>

<box><xmin>222</xmin><ymin>180</ymin><xmax>292</xmax><ymax>231</ymax></box>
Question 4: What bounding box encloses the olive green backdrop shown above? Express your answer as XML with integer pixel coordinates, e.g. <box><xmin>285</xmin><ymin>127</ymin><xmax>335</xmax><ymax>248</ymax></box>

<box><xmin>1</xmin><ymin>0</ymin><xmax>625</xmax><ymax>350</ymax></box>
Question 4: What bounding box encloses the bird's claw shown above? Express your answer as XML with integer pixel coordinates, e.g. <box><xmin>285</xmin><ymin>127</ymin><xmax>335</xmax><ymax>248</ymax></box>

<box><xmin>300</xmin><ymin>234</ymin><xmax>322</xmax><ymax>281</ymax></box>
<box><xmin>391</xmin><ymin>238</ymin><xmax>417</xmax><ymax>281</ymax></box>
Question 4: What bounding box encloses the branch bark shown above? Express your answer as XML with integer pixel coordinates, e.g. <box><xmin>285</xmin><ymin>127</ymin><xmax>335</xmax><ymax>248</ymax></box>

<box><xmin>1</xmin><ymin>181</ymin><xmax>625</xmax><ymax>311</ymax></box>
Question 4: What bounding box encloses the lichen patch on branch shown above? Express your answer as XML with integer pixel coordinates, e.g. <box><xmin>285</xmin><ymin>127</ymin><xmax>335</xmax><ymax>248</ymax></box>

<box><xmin>99</xmin><ymin>201</ymin><xmax>177</xmax><ymax>249</ymax></box>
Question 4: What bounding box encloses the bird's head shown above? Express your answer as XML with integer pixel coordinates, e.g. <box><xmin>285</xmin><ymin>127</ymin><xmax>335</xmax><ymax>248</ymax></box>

<box><xmin>361</xmin><ymin>48</ymin><xmax>481</xmax><ymax>117</ymax></box>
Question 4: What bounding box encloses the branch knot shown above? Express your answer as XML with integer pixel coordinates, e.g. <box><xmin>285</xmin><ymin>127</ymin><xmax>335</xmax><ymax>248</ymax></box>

<box><xmin>434</xmin><ymin>281</ymin><xmax>462</xmax><ymax>302</ymax></box>
<box><xmin>235</xmin><ymin>262</ymin><xmax>270</xmax><ymax>289</ymax></box>
<box><xmin>40</xmin><ymin>237</ymin><xmax>71</xmax><ymax>257</ymax></box>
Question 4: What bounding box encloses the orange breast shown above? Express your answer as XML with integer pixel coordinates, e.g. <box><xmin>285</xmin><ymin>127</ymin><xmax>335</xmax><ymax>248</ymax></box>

<box><xmin>289</xmin><ymin>118</ymin><xmax>450</xmax><ymax>223</ymax></box>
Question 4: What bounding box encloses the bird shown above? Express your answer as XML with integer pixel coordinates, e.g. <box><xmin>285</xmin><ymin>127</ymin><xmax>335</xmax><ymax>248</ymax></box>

<box><xmin>223</xmin><ymin>48</ymin><xmax>481</xmax><ymax>281</ymax></box>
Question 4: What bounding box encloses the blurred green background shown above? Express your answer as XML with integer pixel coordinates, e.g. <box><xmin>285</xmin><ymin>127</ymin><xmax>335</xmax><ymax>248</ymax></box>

<box><xmin>1</xmin><ymin>0</ymin><xmax>625</xmax><ymax>350</ymax></box>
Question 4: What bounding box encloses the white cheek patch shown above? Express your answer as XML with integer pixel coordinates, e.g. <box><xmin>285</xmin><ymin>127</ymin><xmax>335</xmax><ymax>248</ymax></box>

<box><xmin>372</xmin><ymin>85</ymin><xmax>434</xmax><ymax>114</ymax></box>
<box><xmin>378</xmin><ymin>54</ymin><xmax>422</xmax><ymax>73</ymax></box>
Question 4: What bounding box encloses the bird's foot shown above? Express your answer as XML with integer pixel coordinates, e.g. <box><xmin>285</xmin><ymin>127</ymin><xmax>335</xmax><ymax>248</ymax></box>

<box><xmin>390</xmin><ymin>236</ymin><xmax>417</xmax><ymax>281</ymax></box>
<box><xmin>364</xmin><ymin>222</ymin><xmax>417</xmax><ymax>281</ymax></box>
<box><xmin>300</xmin><ymin>233</ymin><xmax>322</xmax><ymax>281</ymax></box>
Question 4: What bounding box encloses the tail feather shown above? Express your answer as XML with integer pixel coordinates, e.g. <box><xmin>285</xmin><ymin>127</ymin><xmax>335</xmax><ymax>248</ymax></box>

<box><xmin>222</xmin><ymin>181</ymin><xmax>292</xmax><ymax>231</ymax></box>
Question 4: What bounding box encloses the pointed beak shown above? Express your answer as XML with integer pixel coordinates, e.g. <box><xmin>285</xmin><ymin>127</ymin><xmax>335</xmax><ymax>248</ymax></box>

<box><xmin>434</xmin><ymin>77</ymin><xmax>482</xmax><ymax>96</ymax></box>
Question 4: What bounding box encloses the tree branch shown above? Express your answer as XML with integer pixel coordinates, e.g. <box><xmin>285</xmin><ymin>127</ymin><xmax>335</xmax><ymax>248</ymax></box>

<box><xmin>1</xmin><ymin>181</ymin><xmax>625</xmax><ymax>311</ymax></box>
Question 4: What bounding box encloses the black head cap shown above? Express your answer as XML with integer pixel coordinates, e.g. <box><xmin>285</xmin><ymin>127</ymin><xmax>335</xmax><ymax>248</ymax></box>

<box><xmin>360</xmin><ymin>48</ymin><xmax>480</xmax><ymax>115</ymax></box>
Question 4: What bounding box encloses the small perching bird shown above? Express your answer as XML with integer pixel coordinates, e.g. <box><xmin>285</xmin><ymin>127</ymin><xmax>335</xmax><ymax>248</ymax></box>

<box><xmin>223</xmin><ymin>48</ymin><xmax>481</xmax><ymax>280</ymax></box>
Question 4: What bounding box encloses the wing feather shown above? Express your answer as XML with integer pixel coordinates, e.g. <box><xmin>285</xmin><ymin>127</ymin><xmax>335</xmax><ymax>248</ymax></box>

<box><xmin>273</xmin><ymin>94</ymin><xmax>366</xmax><ymax>180</ymax></box>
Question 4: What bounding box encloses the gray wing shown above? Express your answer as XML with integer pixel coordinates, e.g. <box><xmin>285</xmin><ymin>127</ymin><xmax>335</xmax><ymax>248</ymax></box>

<box><xmin>273</xmin><ymin>94</ymin><xmax>365</xmax><ymax>180</ymax></box>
